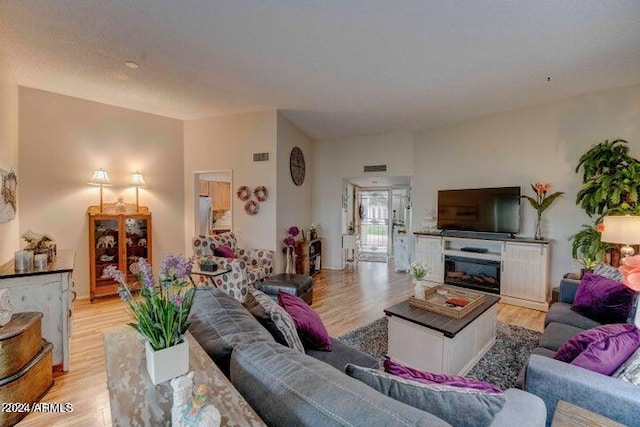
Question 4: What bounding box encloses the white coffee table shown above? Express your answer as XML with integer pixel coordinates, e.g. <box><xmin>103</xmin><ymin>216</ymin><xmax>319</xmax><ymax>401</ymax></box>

<box><xmin>384</xmin><ymin>293</ymin><xmax>500</xmax><ymax>375</ymax></box>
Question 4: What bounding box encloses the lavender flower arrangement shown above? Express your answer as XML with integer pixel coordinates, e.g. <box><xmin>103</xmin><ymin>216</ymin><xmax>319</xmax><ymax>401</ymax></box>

<box><xmin>106</xmin><ymin>254</ymin><xmax>196</xmax><ymax>351</ymax></box>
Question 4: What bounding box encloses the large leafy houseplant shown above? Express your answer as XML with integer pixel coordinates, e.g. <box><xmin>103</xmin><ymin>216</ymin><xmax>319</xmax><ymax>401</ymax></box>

<box><xmin>571</xmin><ymin>139</ymin><xmax>640</xmax><ymax>265</ymax></box>
<box><xmin>106</xmin><ymin>255</ymin><xmax>195</xmax><ymax>351</ymax></box>
<box><xmin>575</xmin><ymin>139</ymin><xmax>640</xmax><ymax>217</ymax></box>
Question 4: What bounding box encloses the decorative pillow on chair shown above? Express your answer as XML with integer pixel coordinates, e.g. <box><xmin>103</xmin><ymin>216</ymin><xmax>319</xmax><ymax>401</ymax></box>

<box><xmin>383</xmin><ymin>359</ymin><xmax>502</xmax><ymax>393</ymax></box>
<box><xmin>214</xmin><ymin>245</ymin><xmax>236</xmax><ymax>259</ymax></box>
<box><xmin>346</xmin><ymin>363</ymin><xmax>505</xmax><ymax>427</ymax></box>
<box><xmin>571</xmin><ymin>272</ymin><xmax>635</xmax><ymax>323</ymax></box>
<box><xmin>554</xmin><ymin>323</ymin><xmax>640</xmax><ymax>375</ymax></box>
<box><xmin>277</xmin><ymin>291</ymin><xmax>332</xmax><ymax>351</ymax></box>
<box><xmin>244</xmin><ymin>289</ymin><xmax>304</xmax><ymax>353</ymax></box>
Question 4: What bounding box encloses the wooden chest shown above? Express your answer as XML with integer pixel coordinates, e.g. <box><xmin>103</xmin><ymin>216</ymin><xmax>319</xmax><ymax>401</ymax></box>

<box><xmin>0</xmin><ymin>312</ymin><xmax>54</xmax><ymax>426</ymax></box>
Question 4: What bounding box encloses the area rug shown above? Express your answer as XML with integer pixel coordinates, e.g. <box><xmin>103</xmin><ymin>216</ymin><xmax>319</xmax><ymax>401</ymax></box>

<box><xmin>337</xmin><ymin>317</ymin><xmax>541</xmax><ymax>390</ymax></box>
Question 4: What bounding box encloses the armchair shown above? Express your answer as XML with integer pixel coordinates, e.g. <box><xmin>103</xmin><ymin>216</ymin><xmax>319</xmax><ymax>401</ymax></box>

<box><xmin>192</xmin><ymin>232</ymin><xmax>274</xmax><ymax>291</ymax></box>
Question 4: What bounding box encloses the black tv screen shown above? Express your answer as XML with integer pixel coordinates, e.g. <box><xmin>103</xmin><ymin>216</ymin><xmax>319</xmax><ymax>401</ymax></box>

<box><xmin>437</xmin><ymin>187</ymin><xmax>521</xmax><ymax>234</ymax></box>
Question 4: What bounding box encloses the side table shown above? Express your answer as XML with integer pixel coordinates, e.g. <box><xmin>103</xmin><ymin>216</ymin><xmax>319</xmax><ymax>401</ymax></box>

<box><xmin>103</xmin><ymin>327</ymin><xmax>265</xmax><ymax>426</ymax></box>
<box><xmin>552</xmin><ymin>400</ymin><xmax>624</xmax><ymax>427</ymax></box>
<box><xmin>189</xmin><ymin>268</ymin><xmax>232</xmax><ymax>288</ymax></box>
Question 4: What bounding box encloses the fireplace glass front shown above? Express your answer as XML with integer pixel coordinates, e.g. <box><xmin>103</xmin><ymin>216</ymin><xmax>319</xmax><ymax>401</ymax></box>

<box><xmin>444</xmin><ymin>255</ymin><xmax>500</xmax><ymax>294</ymax></box>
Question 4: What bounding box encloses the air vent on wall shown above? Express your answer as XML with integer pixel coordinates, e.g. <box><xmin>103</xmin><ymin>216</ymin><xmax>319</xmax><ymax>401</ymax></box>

<box><xmin>363</xmin><ymin>164</ymin><xmax>387</xmax><ymax>172</ymax></box>
<box><xmin>253</xmin><ymin>152</ymin><xmax>270</xmax><ymax>162</ymax></box>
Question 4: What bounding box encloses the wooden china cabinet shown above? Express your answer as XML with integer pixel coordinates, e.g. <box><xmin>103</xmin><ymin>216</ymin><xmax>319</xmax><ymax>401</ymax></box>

<box><xmin>88</xmin><ymin>203</ymin><xmax>152</xmax><ymax>302</ymax></box>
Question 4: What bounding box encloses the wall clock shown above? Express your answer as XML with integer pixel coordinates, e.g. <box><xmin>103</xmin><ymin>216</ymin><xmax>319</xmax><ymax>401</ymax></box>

<box><xmin>290</xmin><ymin>146</ymin><xmax>306</xmax><ymax>186</ymax></box>
<box><xmin>0</xmin><ymin>166</ymin><xmax>17</xmax><ymax>223</ymax></box>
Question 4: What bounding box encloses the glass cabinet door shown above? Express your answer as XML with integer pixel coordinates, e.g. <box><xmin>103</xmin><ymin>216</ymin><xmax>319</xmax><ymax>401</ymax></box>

<box><xmin>93</xmin><ymin>219</ymin><xmax>120</xmax><ymax>287</ymax></box>
<box><xmin>125</xmin><ymin>217</ymin><xmax>149</xmax><ymax>286</ymax></box>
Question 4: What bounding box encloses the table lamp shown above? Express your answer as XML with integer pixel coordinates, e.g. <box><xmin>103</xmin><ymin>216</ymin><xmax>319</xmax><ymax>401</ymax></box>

<box><xmin>89</xmin><ymin>168</ymin><xmax>111</xmax><ymax>212</ymax></box>
<box><xmin>129</xmin><ymin>172</ymin><xmax>146</xmax><ymax>212</ymax></box>
<box><xmin>601</xmin><ymin>215</ymin><xmax>640</xmax><ymax>257</ymax></box>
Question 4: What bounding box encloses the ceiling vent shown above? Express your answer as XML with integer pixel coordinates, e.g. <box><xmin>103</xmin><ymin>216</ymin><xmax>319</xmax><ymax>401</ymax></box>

<box><xmin>363</xmin><ymin>164</ymin><xmax>387</xmax><ymax>173</ymax></box>
<box><xmin>253</xmin><ymin>152</ymin><xmax>270</xmax><ymax>162</ymax></box>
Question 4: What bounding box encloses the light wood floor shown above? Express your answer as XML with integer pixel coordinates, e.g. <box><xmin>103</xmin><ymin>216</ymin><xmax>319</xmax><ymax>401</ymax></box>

<box><xmin>20</xmin><ymin>261</ymin><xmax>545</xmax><ymax>426</ymax></box>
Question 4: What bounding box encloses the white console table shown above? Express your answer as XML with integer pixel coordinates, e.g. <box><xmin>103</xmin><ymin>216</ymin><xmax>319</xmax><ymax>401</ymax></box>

<box><xmin>0</xmin><ymin>250</ymin><xmax>75</xmax><ymax>371</ymax></box>
<box><xmin>413</xmin><ymin>233</ymin><xmax>550</xmax><ymax>311</ymax></box>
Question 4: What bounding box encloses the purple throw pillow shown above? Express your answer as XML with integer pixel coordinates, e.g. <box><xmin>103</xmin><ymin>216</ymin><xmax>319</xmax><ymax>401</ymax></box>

<box><xmin>571</xmin><ymin>272</ymin><xmax>635</xmax><ymax>323</ymax></box>
<box><xmin>213</xmin><ymin>245</ymin><xmax>236</xmax><ymax>259</ymax></box>
<box><xmin>277</xmin><ymin>291</ymin><xmax>332</xmax><ymax>351</ymax></box>
<box><xmin>554</xmin><ymin>323</ymin><xmax>640</xmax><ymax>375</ymax></box>
<box><xmin>383</xmin><ymin>359</ymin><xmax>502</xmax><ymax>393</ymax></box>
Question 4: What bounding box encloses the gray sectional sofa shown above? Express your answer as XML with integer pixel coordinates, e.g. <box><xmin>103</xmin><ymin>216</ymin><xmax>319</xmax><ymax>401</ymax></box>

<box><xmin>189</xmin><ymin>287</ymin><xmax>546</xmax><ymax>427</ymax></box>
<box><xmin>520</xmin><ymin>278</ymin><xmax>640</xmax><ymax>426</ymax></box>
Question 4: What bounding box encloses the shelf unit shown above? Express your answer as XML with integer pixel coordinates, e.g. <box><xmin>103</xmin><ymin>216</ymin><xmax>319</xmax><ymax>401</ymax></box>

<box><xmin>88</xmin><ymin>204</ymin><xmax>152</xmax><ymax>302</ymax></box>
<box><xmin>295</xmin><ymin>238</ymin><xmax>322</xmax><ymax>276</ymax></box>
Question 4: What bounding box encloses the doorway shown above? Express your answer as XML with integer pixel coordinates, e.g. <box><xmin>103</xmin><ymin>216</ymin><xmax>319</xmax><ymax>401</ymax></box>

<box><xmin>358</xmin><ymin>189</ymin><xmax>391</xmax><ymax>257</ymax></box>
<box><xmin>193</xmin><ymin>170</ymin><xmax>233</xmax><ymax>236</ymax></box>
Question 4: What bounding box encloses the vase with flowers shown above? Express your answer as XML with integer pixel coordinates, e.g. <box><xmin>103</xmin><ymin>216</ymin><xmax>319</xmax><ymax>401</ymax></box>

<box><xmin>521</xmin><ymin>181</ymin><xmax>564</xmax><ymax>240</ymax></box>
<box><xmin>106</xmin><ymin>254</ymin><xmax>195</xmax><ymax>385</ymax></box>
<box><xmin>283</xmin><ymin>226</ymin><xmax>300</xmax><ymax>274</ymax></box>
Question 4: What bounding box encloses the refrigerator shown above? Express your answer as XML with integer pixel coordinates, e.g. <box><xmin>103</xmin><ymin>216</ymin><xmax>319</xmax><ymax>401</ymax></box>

<box><xmin>198</xmin><ymin>197</ymin><xmax>213</xmax><ymax>235</ymax></box>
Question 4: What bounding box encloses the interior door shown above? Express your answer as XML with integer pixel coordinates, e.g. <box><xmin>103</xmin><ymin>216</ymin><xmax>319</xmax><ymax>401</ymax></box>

<box><xmin>358</xmin><ymin>189</ymin><xmax>391</xmax><ymax>254</ymax></box>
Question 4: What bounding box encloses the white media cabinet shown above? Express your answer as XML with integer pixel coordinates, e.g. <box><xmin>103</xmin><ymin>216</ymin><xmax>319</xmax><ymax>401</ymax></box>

<box><xmin>413</xmin><ymin>232</ymin><xmax>551</xmax><ymax>311</ymax></box>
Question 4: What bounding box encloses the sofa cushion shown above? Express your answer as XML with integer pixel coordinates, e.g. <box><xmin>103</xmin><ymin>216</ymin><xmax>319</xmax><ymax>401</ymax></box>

<box><xmin>539</xmin><ymin>322</ymin><xmax>585</xmax><ymax>352</ymax></box>
<box><xmin>244</xmin><ymin>289</ymin><xmax>304</xmax><ymax>353</ymax></box>
<box><xmin>571</xmin><ymin>272</ymin><xmax>635</xmax><ymax>324</ymax></box>
<box><xmin>278</xmin><ymin>291</ymin><xmax>332</xmax><ymax>351</ymax></box>
<box><xmin>554</xmin><ymin>323</ymin><xmax>640</xmax><ymax>375</ymax></box>
<box><xmin>188</xmin><ymin>288</ymin><xmax>273</xmax><ymax>376</ymax></box>
<box><xmin>345</xmin><ymin>364</ymin><xmax>505</xmax><ymax>427</ymax></box>
<box><xmin>545</xmin><ymin>302</ymin><xmax>601</xmax><ymax>330</ymax></box>
<box><xmin>305</xmin><ymin>337</ymin><xmax>379</xmax><ymax>371</ymax></box>
<box><xmin>614</xmin><ymin>347</ymin><xmax>640</xmax><ymax>385</ymax></box>
<box><xmin>383</xmin><ymin>359</ymin><xmax>502</xmax><ymax>393</ymax></box>
<box><xmin>515</xmin><ymin>347</ymin><xmax>556</xmax><ymax>389</ymax></box>
<box><xmin>230</xmin><ymin>340</ymin><xmax>451</xmax><ymax>427</ymax></box>
<box><xmin>593</xmin><ymin>263</ymin><xmax>623</xmax><ymax>282</ymax></box>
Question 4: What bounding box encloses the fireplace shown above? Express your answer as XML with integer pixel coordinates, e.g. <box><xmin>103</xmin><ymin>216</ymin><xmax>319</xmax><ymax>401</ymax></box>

<box><xmin>444</xmin><ymin>255</ymin><xmax>500</xmax><ymax>294</ymax></box>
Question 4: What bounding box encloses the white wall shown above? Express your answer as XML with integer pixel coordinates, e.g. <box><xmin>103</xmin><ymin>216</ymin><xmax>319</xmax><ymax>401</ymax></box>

<box><xmin>276</xmin><ymin>112</ymin><xmax>313</xmax><ymax>273</ymax></box>
<box><xmin>183</xmin><ymin>111</ymin><xmax>277</xmax><ymax>254</ymax></box>
<box><xmin>312</xmin><ymin>132</ymin><xmax>414</xmax><ymax>268</ymax></box>
<box><xmin>19</xmin><ymin>88</ymin><xmax>185</xmax><ymax>298</ymax></box>
<box><xmin>0</xmin><ymin>49</ymin><xmax>19</xmax><ymax>264</ymax></box>
<box><xmin>412</xmin><ymin>83</ymin><xmax>640</xmax><ymax>288</ymax></box>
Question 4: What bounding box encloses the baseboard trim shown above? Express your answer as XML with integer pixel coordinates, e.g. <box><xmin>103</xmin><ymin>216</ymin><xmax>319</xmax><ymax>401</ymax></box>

<box><xmin>500</xmin><ymin>295</ymin><xmax>548</xmax><ymax>312</ymax></box>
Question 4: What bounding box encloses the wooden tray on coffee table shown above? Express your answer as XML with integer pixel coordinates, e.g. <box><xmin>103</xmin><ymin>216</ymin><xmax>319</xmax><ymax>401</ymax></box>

<box><xmin>409</xmin><ymin>285</ymin><xmax>486</xmax><ymax>319</ymax></box>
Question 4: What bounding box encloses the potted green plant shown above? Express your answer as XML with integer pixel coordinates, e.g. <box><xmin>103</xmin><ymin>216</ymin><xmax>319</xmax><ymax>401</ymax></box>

<box><xmin>569</xmin><ymin>224</ymin><xmax>614</xmax><ymax>274</ymax></box>
<box><xmin>410</xmin><ymin>263</ymin><xmax>431</xmax><ymax>299</ymax></box>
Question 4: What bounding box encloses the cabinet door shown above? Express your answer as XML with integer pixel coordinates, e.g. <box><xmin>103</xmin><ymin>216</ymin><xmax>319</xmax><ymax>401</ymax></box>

<box><xmin>90</xmin><ymin>216</ymin><xmax>121</xmax><ymax>297</ymax></box>
<box><xmin>125</xmin><ymin>216</ymin><xmax>152</xmax><ymax>287</ymax></box>
<box><xmin>199</xmin><ymin>181</ymin><xmax>209</xmax><ymax>197</ymax></box>
<box><xmin>414</xmin><ymin>236</ymin><xmax>443</xmax><ymax>282</ymax></box>
<box><xmin>502</xmin><ymin>243</ymin><xmax>548</xmax><ymax>302</ymax></box>
<box><xmin>219</xmin><ymin>182</ymin><xmax>231</xmax><ymax>210</ymax></box>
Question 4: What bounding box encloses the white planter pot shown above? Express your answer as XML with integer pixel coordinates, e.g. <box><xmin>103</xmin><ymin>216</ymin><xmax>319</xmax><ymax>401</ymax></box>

<box><xmin>145</xmin><ymin>339</ymin><xmax>189</xmax><ymax>385</ymax></box>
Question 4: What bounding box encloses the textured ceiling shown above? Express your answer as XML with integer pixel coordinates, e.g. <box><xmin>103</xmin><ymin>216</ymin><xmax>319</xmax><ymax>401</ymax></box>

<box><xmin>1</xmin><ymin>1</ymin><xmax>640</xmax><ymax>140</ymax></box>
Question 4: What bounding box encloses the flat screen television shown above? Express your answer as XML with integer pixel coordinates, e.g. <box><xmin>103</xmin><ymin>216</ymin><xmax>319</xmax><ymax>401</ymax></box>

<box><xmin>437</xmin><ymin>187</ymin><xmax>521</xmax><ymax>234</ymax></box>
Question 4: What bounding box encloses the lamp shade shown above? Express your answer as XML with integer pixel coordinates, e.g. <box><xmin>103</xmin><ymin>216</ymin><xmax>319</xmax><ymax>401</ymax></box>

<box><xmin>129</xmin><ymin>172</ymin><xmax>146</xmax><ymax>187</ymax></box>
<box><xmin>601</xmin><ymin>215</ymin><xmax>640</xmax><ymax>244</ymax></box>
<box><xmin>89</xmin><ymin>168</ymin><xmax>111</xmax><ymax>185</ymax></box>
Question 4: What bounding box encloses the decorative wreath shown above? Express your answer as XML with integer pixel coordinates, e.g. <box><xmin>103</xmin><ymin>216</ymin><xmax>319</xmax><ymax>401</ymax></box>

<box><xmin>236</xmin><ymin>185</ymin><xmax>251</xmax><ymax>201</ymax></box>
<box><xmin>253</xmin><ymin>186</ymin><xmax>268</xmax><ymax>202</ymax></box>
<box><xmin>244</xmin><ymin>200</ymin><xmax>259</xmax><ymax>215</ymax></box>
